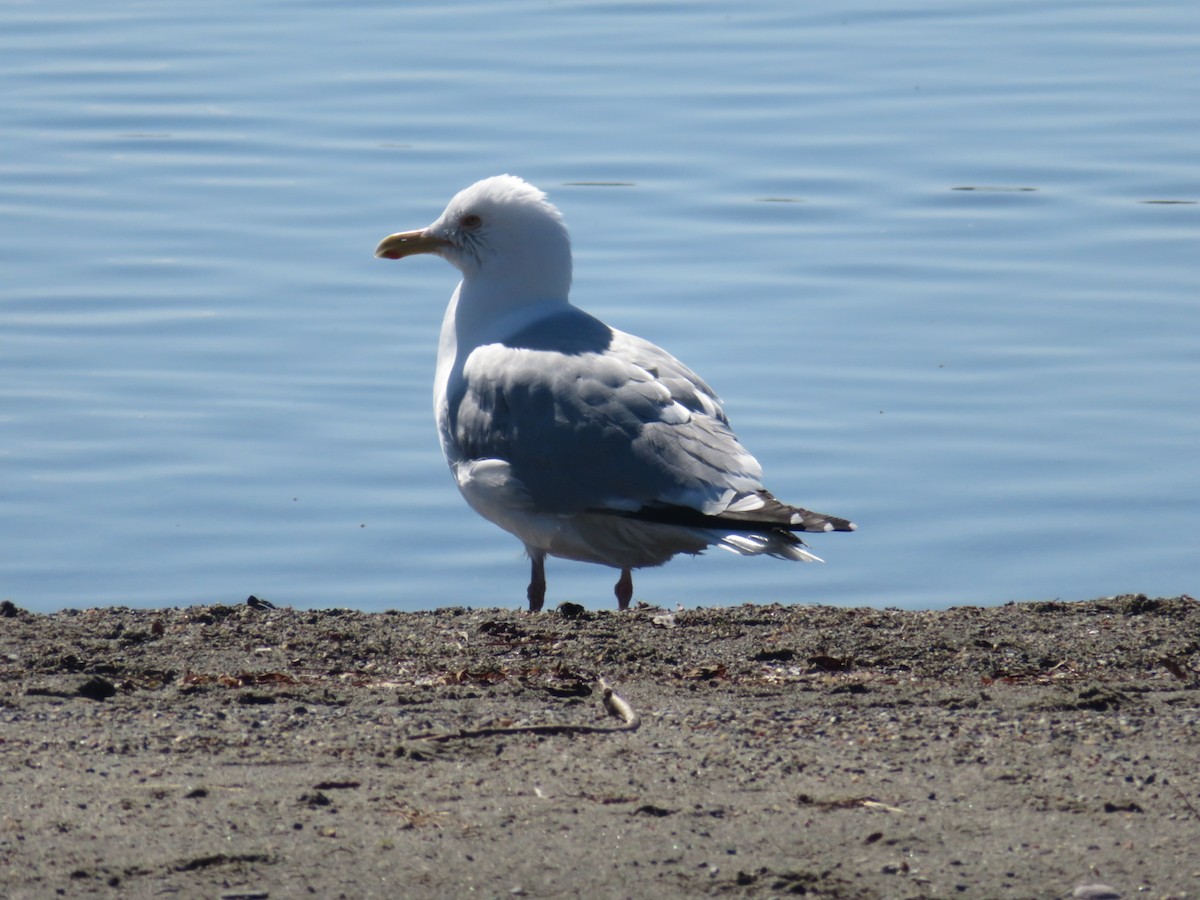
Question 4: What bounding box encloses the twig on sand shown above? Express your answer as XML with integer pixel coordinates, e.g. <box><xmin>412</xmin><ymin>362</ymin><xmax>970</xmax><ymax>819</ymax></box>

<box><xmin>411</xmin><ymin>677</ymin><xmax>640</xmax><ymax>742</ymax></box>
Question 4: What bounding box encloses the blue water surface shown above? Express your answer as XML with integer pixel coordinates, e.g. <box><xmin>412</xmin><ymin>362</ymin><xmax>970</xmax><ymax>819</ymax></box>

<box><xmin>2</xmin><ymin>0</ymin><xmax>1197</xmax><ymax>612</ymax></box>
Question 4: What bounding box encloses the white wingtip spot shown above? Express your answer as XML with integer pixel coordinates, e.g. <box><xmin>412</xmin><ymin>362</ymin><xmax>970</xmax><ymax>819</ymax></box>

<box><xmin>789</xmin><ymin>512</ymin><xmax>802</xmax><ymax>525</ymax></box>
<box><xmin>822</xmin><ymin>522</ymin><xmax>833</xmax><ymax>532</ymax></box>
<box><xmin>847</xmin><ymin>522</ymin><xmax>858</xmax><ymax>531</ymax></box>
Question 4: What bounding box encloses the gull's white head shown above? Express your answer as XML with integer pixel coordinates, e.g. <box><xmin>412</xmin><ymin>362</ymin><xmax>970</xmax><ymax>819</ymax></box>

<box><xmin>375</xmin><ymin>175</ymin><xmax>572</xmax><ymax>301</ymax></box>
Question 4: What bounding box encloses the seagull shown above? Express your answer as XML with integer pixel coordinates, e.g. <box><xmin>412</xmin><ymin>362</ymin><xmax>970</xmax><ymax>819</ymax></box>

<box><xmin>375</xmin><ymin>175</ymin><xmax>854</xmax><ymax>611</ymax></box>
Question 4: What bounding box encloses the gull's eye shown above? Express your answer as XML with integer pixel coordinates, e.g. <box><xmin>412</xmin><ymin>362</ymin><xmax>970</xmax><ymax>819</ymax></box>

<box><xmin>460</xmin><ymin>214</ymin><xmax>482</xmax><ymax>230</ymax></box>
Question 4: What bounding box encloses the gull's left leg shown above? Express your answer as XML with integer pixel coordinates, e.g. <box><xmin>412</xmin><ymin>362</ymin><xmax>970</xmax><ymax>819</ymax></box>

<box><xmin>614</xmin><ymin>567</ymin><xmax>633</xmax><ymax>611</ymax></box>
<box><xmin>527</xmin><ymin>552</ymin><xmax>547</xmax><ymax>612</ymax></box>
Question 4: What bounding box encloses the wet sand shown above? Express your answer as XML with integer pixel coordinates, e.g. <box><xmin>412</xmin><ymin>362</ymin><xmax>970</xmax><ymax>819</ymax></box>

<box><xmin>1</xmin><ymin>594</ymin><xmax>1197</xmax><ymax>899</ymax></box>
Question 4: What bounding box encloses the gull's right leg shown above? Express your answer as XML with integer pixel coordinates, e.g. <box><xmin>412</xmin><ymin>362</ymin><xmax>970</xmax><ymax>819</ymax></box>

<box><xmin>614</xmin><ymin>567</ymin><xmax>633</xmax><ymax>611</ymax></box>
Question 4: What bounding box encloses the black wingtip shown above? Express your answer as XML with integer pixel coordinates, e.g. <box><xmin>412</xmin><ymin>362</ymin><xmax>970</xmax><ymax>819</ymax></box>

<box><xmin>610</xmin><ymin>490</ymin><xmax>856</xmax><ymax>536</ymax></box>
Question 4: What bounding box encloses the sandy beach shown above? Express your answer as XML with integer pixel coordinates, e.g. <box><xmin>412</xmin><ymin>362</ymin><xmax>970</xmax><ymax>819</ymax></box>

<box><xmin>1</xmin><ymin>594</ymin><xmax>1197</xmax><ymax>899</ymax></box>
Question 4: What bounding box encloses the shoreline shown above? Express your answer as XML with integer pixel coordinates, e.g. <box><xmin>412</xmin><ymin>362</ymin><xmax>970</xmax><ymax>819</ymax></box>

<box><xmin>2</xmin><ymin>594</ymin><xmax>1197</xmax><ymax>898</ymax></box>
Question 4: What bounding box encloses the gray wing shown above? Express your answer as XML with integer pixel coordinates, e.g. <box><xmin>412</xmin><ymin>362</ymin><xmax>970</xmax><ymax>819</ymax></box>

<box><xmin>447</xmin><ymin>307</ymin><xmax>765</xmax><ymax>517</ymax></box>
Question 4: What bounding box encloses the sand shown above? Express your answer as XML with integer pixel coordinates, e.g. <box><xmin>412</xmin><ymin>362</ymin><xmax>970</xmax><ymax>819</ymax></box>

<box><xmin>1</xmin><ymin>594</ymin><xmax>1197</xmax><ymax>899</ymax></box>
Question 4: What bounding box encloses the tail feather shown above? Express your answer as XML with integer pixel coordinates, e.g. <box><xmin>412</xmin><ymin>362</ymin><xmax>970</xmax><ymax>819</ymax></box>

<box><xmin>718</xmin><ymin>531</ymin><xmax>824</xmax><ymax>562</ymax></box>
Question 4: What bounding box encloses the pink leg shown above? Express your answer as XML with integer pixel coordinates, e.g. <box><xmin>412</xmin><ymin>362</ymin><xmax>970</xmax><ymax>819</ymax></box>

<box><xmin>527</xmin><ymin>553</ymin><xmax>546</xmax><ymax>612</ymax></box>
<box><xmin>614</xmin><ymin>568</ymin><xmax>633</xmax><ymax>611</ymax></box>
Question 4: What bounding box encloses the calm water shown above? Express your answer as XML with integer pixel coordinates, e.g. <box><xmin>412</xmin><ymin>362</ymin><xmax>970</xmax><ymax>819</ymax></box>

<box><xmin>2</xmin><ymin>0</ymin><xmax>1197</xmax><ymax>613</ymax></box>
